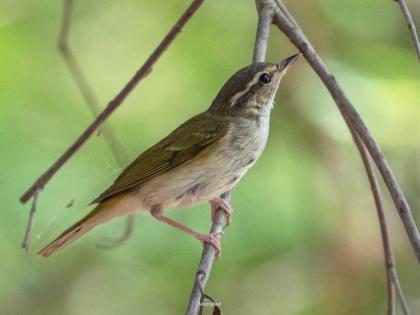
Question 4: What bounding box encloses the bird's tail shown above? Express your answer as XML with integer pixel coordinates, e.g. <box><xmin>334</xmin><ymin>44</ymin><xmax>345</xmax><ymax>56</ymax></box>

<box><xmin>38</xmin><ymin>202</ymin><xmax>107</xmax><ymax>257</ymax></box>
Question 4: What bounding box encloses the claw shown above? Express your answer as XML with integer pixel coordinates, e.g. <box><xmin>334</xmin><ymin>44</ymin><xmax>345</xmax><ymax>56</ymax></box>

<box><xmin>210</xmin><ymin>198</ymin><xmax>233</xmax><ymax>226</ymax></box>
<box><xmin>196</xmin><ymin>231</ymin><xmax>223</xmax><ymax>260</ymax></box>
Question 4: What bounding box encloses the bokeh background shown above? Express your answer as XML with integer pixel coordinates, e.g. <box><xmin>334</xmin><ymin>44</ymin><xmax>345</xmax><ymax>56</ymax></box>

<box><xmin>1</xmin><ymin>0</ymin><xmax>420</xmax><ymax>314</ymax></box>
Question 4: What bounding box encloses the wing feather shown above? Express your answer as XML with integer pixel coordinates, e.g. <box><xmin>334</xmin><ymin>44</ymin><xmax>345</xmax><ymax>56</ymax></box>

<box><xmin>91</xmin><ymin>112</ymin><xmax>228</xmax><ymax>204</ymax></box>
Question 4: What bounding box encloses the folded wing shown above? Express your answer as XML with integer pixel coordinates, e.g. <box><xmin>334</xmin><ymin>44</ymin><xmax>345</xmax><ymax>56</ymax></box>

<box><xmin>91</xmin><ymin>112</ymin><xmax>228</xmax><ymax>204</ymax></box>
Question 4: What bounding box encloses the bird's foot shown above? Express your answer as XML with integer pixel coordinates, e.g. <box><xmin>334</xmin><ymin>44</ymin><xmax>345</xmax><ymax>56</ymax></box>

<box><xmin>210</xmin><ymin>198</ymin><xmax>233</xmax><ymax>226</ymax></box>
<box><xmin>151</xmin><ymin>209</ymin><xmax>223</xmax><ymax>260</ymax></box>
<box><xmin>195</xmin><ymin>231</ymin><xmax>223</xmax><ymax>260</ymax></box>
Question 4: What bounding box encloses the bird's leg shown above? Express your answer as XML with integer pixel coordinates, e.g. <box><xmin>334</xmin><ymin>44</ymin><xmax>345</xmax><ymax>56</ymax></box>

<box><xmin>210</xmin><ymin>198</ymin><xmax>233</xmax><ymax>226</ymax></box>
<box><xmin>151</xmin><ymin>206</ymin><xmax>223</xmax><ymax>259</ymax></box>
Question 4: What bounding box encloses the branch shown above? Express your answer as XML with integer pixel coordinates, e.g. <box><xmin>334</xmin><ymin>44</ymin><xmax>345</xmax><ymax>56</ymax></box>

<box><xmin>59</xmin><ymin>0</ymin><xmax>129</xmax><ymax>165</ymax></box>
<box><xmin>395</xmin><ymin>0</ymin><xmax>420</xmax><ymax>62</ymax></box>
<box><xmin>185</xmin><ymin>191</ymin><xmax>231</xmax><ymax>315</ymax></box>
<box><xmin>19</xmin><ymin>0</ymin><xmax>205</xmax><ymax>204</ymax></box>
<box><xmin>253</xmin><ymin>0</ymin><xmax>273</xmax><ymax>63</ymax></box>
<box><xmin>350</xmin><ymin>129</ymin><xmax>410</xmax><ymax>315</ymax></box>
<box><xmin>185</xmin><ymin>3</ymin><xmax>274</xmax><ymax>313</ymax></box>
<box><xmin>268</xmin><ymin>0</ymin><xmax>414</xmax><ymax>311</ymax></box>
<box><xmin>270</xmin><ymin>0</ymin><xmax>420</xmax><ymax>262</ymax></box>
<box><xmin>21</xmin><ymin>190</ymin><xmax>39</xmax><ymax>251</ymax></box>
<box><xmin>58</xmin><ymin>0</ymin><xmax>134</xmax><ymax>249</ymax></box>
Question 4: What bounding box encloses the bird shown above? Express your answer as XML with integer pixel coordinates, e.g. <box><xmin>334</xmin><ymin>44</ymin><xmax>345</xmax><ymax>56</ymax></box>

<box><xmin>38</xmin><ymin>53</ymin><xmax>301</xmax><ymax>258</ymax></box>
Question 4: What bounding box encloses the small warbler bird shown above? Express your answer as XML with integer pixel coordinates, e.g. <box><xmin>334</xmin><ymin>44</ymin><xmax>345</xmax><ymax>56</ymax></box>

<box><xmin>38</xmin><ymin>53</ymin><xmax>301</xmax><ymax>258</ymax></box>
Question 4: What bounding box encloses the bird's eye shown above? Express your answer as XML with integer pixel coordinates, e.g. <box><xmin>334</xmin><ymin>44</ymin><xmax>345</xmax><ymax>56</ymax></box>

<box><xmin>259</xmin><ymin>73</ymin><xmax>271</xmax><ymax>84</ymax></box>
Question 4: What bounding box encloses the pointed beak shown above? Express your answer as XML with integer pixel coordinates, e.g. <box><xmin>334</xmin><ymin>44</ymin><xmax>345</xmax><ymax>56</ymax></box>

<box><xmin>277</xmin><ymin>53</ymin><xmax>302</xmax><ymax>72</ymax></box>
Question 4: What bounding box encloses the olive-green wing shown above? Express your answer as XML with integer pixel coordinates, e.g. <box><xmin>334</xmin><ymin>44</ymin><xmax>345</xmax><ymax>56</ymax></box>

<box><xmin>92</xmin><ymin>112</ymin><xmax>228</xmax><ymax>204</ymax></box>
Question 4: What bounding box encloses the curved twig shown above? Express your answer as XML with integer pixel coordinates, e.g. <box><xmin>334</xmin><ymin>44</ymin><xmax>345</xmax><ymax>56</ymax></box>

<box><xmin>395</xmin><ymin>0</ymin><xmax>420</xmax><ymax>62</ymax></box>
<box><xmin>271</xmin><ymin>0</ymin><xmax>414</xmax><ymax>312</ymax></box>
<box><xmin>96</xmin><ymin>215</ymin><xmax>135</xmax><ymax>250</ymax></box>
<box><xmin>271</xmin><ymin>0</ymin><xmax>420</xmax><ymax>262</ymax></box>
<box><xmin>350</xmin><ymin>129</ymin><xmax>410</xmax><ymax>315</ymax></box>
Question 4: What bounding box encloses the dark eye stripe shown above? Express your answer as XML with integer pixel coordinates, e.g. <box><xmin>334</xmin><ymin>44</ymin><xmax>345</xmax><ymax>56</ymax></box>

<box><xmin>259</xmin><ymin>73</ymin><xmax>271</xmax><ymax>84</ymax></box>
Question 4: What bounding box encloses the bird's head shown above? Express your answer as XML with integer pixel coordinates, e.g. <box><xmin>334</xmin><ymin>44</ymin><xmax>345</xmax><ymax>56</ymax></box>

<box><xmin>209</xmin><ymin>53</ymin><xmax>301</xmax><ymax>118</ymax></box>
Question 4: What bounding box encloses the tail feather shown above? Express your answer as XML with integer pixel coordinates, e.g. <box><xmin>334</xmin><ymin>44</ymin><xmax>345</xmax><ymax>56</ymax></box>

<box><xmin>38</xmin><ymin>204</ymin><xmax>103</xmax><ymax>257</ymax></box>
<box><xmin>38</xmin><ymin>192</ymin><xmax>136</xmax><ymax>257</ymax></box>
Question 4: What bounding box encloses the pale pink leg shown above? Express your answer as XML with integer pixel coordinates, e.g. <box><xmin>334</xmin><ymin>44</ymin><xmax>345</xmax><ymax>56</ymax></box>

<box><xmin>210</xmin><ymin>198</ymin><xmax>233</xmax><ymax>226</ymax></box>
<box><xmin>151</xmin><ymin>210</ymin><xmax>223</xmax><ymax>259</ymax></box>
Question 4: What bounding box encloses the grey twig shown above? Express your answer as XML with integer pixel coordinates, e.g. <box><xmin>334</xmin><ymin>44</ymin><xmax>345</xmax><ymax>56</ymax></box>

<box><xmin>185</xmin><ymin>191</ymin><xmax>232</xmax><ymax>315</ymax></box>
<box><xmin>19</xmin><ymin>0</ymin><xmax>205</xmax><ymax>232</ymax></box>
<box><xmin>59</xmin><ymin>0</ymin><xmax>130</xmax><ymax>166</ymax></box>
<box><xmin>253</xmin><ymin>0</ymin><xmax>273</xmax><ymax>63</ymax></box>
<box><xmin>185</xmin><ymin>2</ymin><xmax>275</xmax><ymax>313</ymax></box>
<box><xmin>58</xmin><ymin>0</ymin><xmax>134</xmax><ymax>250</ymax></box>
<box><xmin>350</xmin><ymin>128</ymin><xmax>410</xmax><ymax>315</ymax></box>
<box><xmin>21</xmin><ymin>189</ymin><xmax>39</xmax><ymax>251</ymax></box>
<box><xmin>395</xmin><ymin>0</ymin><xmax>420</xmax><ymax>62</ymax></box>
<box><xmin>270</xmin><ymin>0</ymin><xmax>420</xmax><ymax>262</ymax></box>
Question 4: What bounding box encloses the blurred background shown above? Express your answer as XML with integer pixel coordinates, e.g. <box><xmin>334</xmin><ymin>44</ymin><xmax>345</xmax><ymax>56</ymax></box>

<box><xmin>1</xmin><ymin>0</ymin><xmax>419</xmax><ymax>314</ymax></box>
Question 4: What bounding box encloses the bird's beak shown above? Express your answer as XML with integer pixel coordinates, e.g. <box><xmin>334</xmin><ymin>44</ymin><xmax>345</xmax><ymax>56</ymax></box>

<box><xmin>277</xmin><ymin>53</ymin><xmax>302</xmax><ymax>72</ymax></box>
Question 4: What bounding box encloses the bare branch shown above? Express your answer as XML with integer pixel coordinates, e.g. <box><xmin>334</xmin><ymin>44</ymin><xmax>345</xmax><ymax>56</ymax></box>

<box><xmin>59</xmin><ymin>0</ymin><xmax>130</xmax><ymax>165</ymax></box>
<box><xmin>185</xmin><ymin>191</ymin><xmax>232</xmax><ymax>315</ymax></box>
<box><xmin>395</xmin><ymin>0</ymin><xmax>420</xmax><ymax>62</ymax></box>
<box><xmin>58</xmin><ymin>0</ymin><xmax>134</xmax><ymax>249</ymax></box>
<box><xmin>394</xmin><ymin>271</ymin><xmax>411</xmax><ymax>315</ymax></box>
<box><xmin>350</xmin><ymin>129</ymin><xmax>410</xmax><ymax>315</ymax></box>
<box><xmin>268</xmin><ymin>0</ymin><xmax>415</xmax><ymax>311</ymax></box>
<box><xmin>274</xmin><ymin>0</ymin><xmax>298</xmax><ymax>26</ymax></box>
<box><xmin>21</xmin><ymin>190</ymin><xmax>39</xmax><ymax>251</ymax></box>
<box><xmin>270</xmin><ymin>0</ymin><xmax>420</xmax><ymax>262</ymax></box>
<box><xmin>253</xmin><ymin>0</ymin><xmax>273</xmax><ymax>63</ymax></box>
<box><xmin>19</xmin><ymin>0</ymin><xmax>206</xmax><ymax>205</ymax></box>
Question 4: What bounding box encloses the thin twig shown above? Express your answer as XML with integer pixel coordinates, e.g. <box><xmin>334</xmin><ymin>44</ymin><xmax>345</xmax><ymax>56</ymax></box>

<box><xmin>270</xmin><ymin>0</ymin><xmax>420</xmax><ymax>262</ymax></box>
<box><xmin>394</xmin><ymin>273</ymin><xmax>411</xmax><ymax>315</ymax></box>
<box><xmin>395</xmin><ymin>0</ymin><xmax>420</xmax><ymax>62</ymax></box>
<box><xmin>19</xmin><ymin>0</ymin><xmax>205</xmax><ymax>203</ymax></box>
<box><xmin>59</xmin><ymin>0</ymin><xmax>129</xmax><ymax>165</ymax></box>
<box><xmin>59</xmin><ymin>0</ymin><xmax>134</xmax><ymax>249</ymax></box>
<box><xmin>350</xmin><ymin>128</ymin><xmax>409</xmax><ymax>315</ymax></box>
<box><xmin>96</xmin><ymin>215</ymin><xmax>135</xmax><ymax>249</ymax></box>
<box><xmin>186</xmin><ymin>3</ymin><xmax>274</xmax><ymax>313</ymax></box>
<box><xmin>21</xmin><ymin>189</ymin><xmax>39</xmax><ymax>251</ymax></box>
<box><xmin>185</xmin><ymin>191</ymin><xmax>232</xmax><ymax>315</ymax></box>
<box><xmin>253</xmin><ymin>0</ymin><xmax>273</xmax><ymax>63</ymax></box>
<box><xmin>274</xmin><ymin>0</ymin><xmax>298</xmax><ymax>26</ymax></box>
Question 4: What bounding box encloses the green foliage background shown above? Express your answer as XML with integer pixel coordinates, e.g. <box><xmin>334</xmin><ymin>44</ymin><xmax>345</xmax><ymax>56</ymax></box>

<box><xmin>1</xmin><ymin>0</ymin><xmax>419</xmax><ymax>314</ymax></box>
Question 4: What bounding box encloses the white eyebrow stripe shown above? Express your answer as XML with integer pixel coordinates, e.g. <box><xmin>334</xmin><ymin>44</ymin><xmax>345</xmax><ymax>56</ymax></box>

<box><xmin>228</xmin><ymin>65</ymin><xmax>277</xmax><ymax>107</ymax></box>
<box><xmin>229</xmin><ymin>71</ymin><xmax>263</xmax><ymax>107</ymax></box>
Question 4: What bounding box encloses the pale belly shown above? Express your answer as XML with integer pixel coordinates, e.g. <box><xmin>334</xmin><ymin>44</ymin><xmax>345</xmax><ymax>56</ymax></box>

<box><xmin>135</xmin><ymin>116</ymin><xmax>270</xmax><ymax>211</ymax></box>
